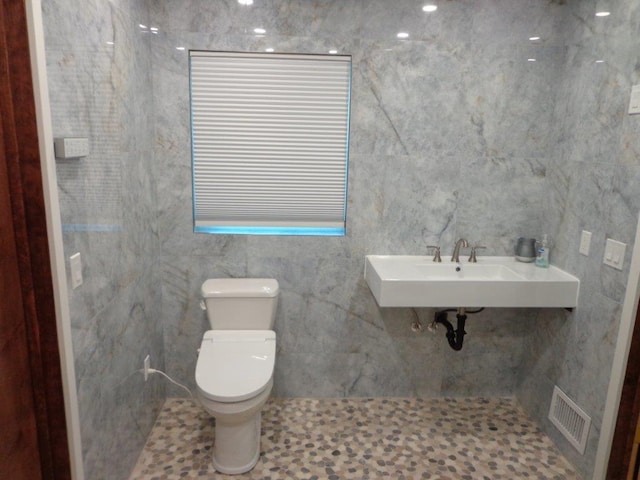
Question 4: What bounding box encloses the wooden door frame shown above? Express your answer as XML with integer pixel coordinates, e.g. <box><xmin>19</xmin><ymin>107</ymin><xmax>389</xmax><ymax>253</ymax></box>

<box><xmin>0</xmin><ymin>0</ymin><xmax>71</xmax><ymax>478</ymax></box>
<box><xmin>607</xmin><ymin>300</ymin><xmax>640</xmax><ymax>478</ymax></box>
<box><xmin>596</xmin><ymin>215</ymin><xmax>640</xmax><ymax>479</ymax></box>
<box><xmin>24</xmin><ymin>0</ymin><xmax>85</xmax><ymax>478</ymax></box>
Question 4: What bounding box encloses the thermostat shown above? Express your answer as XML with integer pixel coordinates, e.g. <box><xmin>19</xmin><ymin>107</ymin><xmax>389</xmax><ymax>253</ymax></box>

<box><xmin>54</xmin><ymin>137</ymin><xmax>89</xmax><ymax>159</ymax></box>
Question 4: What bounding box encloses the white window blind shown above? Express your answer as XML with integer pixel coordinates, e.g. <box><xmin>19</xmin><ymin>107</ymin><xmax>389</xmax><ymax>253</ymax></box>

<box><xmin>189</xmin><ymin>51</ymin><xmax>351</xmax><ymax>236</ymax></box>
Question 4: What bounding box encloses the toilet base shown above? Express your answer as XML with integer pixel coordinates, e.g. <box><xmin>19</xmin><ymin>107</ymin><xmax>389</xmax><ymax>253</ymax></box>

<box><xmin>197</xmin><ymin>378</ymin><xmax>272</xmax><ymax>475</ymax></box>
<box><xmin>212</xmin><ymin>411</ymin><xmax>261</xmax><ymax>474</ymax></box>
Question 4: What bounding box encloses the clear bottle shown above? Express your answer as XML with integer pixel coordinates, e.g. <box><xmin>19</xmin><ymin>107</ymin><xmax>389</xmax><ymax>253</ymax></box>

<box><xmin>535</xmin><ymin>234</ymin><xmax>550</xmax><ymax>268</ymax></box>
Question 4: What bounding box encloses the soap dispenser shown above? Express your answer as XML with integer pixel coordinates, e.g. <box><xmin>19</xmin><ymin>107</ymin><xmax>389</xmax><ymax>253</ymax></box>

<box><xmin>535</xmin><ymin>234</ymin><xmax>550</xmax><ymax>268</ymax></box>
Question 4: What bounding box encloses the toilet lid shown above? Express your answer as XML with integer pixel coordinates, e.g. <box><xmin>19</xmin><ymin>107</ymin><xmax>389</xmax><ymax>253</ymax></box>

<box><xmin>195</xmin><ymin>330</ymin><xmax>276</xmax><ymax>403</ymax></box>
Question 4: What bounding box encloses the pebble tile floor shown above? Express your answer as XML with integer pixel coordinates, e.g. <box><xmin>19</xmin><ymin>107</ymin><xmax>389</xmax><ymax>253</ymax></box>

<box><xmin>129</xmin><ymin>397</ymin><xmax>581</xmax><ymax>480</ymax></box>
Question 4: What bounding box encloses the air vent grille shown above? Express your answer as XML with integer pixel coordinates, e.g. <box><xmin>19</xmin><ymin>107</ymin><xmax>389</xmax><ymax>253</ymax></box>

<box><xmin>548</xmin><ymin>385</ymin><xmax>591</xmax><ymax>454</ymax></box>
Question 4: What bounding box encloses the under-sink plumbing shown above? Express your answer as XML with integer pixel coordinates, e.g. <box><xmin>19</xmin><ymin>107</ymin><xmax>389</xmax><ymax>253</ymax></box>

<box><xmin>429</xmin><ymin>307</ymin><xmax>485</xmax><ymax>351</ymax></box>
<box><xmin>410</xmin><ymin>308</ymin><xmax>423</xmax><ymax>332</ymax></box>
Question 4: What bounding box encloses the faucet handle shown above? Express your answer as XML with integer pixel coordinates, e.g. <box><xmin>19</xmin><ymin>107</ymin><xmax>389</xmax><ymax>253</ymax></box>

<box><xmin>469</xmin><ymin>246</ymin><xmax>486</xmax><ymax>263</ymax></box>
<box><xmin>427</xmin><ymin>245</ymin><xmax>442</xmax><ymax>263</ymax></box>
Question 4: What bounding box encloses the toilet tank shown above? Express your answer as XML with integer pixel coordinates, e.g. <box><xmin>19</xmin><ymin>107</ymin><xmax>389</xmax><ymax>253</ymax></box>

<box><xmin>201</xmin><ymin>278</ymin><xmax>279</xmax><ymax>330</ymax></box>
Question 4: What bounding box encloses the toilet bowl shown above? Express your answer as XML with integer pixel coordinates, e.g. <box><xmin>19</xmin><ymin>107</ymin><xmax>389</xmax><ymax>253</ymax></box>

<box><xmin>195</xmin><ymin>279</ymin><xmax>279</xmax><ymax>474</ymax></box>
<box><xmin>196</xmin><ymin>330</ymin><xmax>276</xmax><ymax>474</ymax></box>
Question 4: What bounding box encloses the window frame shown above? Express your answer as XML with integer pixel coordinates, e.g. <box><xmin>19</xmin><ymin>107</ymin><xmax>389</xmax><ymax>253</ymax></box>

<box><xmin>189</xmin><ymin>50</ymin><xmax>352</xmax><ymax>236</ymax></box>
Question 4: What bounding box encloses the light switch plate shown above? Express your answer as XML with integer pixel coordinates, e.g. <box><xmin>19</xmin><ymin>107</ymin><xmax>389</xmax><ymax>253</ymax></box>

<box><xmin>579</xmin><ymin>230</ymin><xmax>592</xmax><ymax>256</ymax></box>
<box><xmin>603</xmin><ymin>238</ymin><xmax>626</xmax><ymax>270</ymax></box>
<box><xmin>69</xmin><ymin>252</ymin><xmax>83</xmax><ymax>289</ymax></box>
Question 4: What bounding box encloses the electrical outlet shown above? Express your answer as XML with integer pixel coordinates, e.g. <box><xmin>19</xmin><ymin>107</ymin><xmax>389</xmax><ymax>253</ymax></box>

<box><xmin>579</xmin><ymin>230</ymin><xmax>592</xmax><ymax>256</ymax></box>
<box><xmin>144</xmin><ymin>355</ymin><xmax>151</xmax><ymax>381</ymax></box>
<box><xmin>629</xmin><ymin>84</ymin><xmax>640</xmax><ymax>115</ymax></box>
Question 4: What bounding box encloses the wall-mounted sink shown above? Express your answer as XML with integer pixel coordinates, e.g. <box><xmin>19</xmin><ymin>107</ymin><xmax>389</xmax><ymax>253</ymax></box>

<box><xmin>413</xmin><ymin>263</ymin><xmax>526</xmax><ymax>281</ymax></box>
<box><xmin>364</xmin><ymin>255</ymin><xmax>579</xmax><ymax>308</ymax></box>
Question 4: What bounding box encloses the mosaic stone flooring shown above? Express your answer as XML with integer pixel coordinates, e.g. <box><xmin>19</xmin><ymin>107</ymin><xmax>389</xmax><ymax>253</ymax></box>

<box><xmin>129</xmin><ymin>397</ymin><xmax>581</xmax><ymax>480</ymax></box>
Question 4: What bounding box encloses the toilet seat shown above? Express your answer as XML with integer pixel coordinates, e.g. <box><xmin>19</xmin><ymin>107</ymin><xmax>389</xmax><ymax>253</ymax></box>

<box><xmin>195</xmin><ymin>330</ymin><xmax>276</xmax><ymax>403</ymax></box>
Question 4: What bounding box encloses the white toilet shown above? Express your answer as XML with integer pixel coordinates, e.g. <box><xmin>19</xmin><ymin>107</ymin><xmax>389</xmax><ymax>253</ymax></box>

<box><xmin>195</xmin><ymin>278</ymin><xmax>279</xmax><ymax>474</ymax></box>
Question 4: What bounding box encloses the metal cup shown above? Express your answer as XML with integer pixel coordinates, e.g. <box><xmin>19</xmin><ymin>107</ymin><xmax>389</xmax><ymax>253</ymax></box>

<box><xmin>515</xmin><ymin>237</ymin><xmax>536</xmax><ymax>262</ymax></box>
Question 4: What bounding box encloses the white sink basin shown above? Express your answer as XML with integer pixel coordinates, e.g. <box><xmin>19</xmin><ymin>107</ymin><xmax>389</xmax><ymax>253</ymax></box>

<box><xmin>364</xmin><ymin>255</ymin><xmax>579</xmax><ymax>308</ymax></box>
<box><xmin>414</xmin><ymin>263</ymin><xmax>526</xmax><ymax>281</ymax></box>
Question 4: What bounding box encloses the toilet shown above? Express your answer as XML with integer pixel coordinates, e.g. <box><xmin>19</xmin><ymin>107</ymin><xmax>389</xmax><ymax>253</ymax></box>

<box><xmin>195</xmin><ymin>278</ymin><xmax>279</xmax><ymax>474</ymax></box>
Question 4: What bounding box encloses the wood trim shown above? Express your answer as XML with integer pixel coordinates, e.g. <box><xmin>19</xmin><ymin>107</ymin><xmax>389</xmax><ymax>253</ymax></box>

<box><xmin>607</xmin><ymin>299</ymin><xmax>640</xmax><ymax>479</ymax></box>
<box><xmin>0</xmin><ymin>0</ymin><xmax>71</xmax><ymax>478</ymax></box>
<box><xmin>0</xmin><ymin>40</ymin><xmax>43</xmax><ymax>478</ymax></box>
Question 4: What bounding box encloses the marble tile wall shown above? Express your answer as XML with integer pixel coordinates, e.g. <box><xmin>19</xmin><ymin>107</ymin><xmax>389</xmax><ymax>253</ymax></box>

<box><xmin>42</xmin><ymin>0</ymin><xmax>165</xmax><ymax>478</ymax></box>
<box><xmin>148</xmin><ymin>1</ymin><xmax>639</xmax><ymax>478</ymax></box>
<box><xmin>517</xmin><ymin>0</ymin><xmax>640</xmax><ymax>478</ymax></box>
<box><xmin>42</xmin><ymin>0</ymin><xmax>640</xmax><ymax>479</ymax></box>
<box><xmin>147</xmin><ymin>0</ymin><xmax>562</xmax><ymax>398</ymax></box>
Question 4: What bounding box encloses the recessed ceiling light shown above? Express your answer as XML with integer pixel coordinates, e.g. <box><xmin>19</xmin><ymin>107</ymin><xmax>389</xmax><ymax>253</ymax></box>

<box><xmin>529</xmin><ymin>36</ymin><xmax>541</xmax><ymax>41</ymax></box>
<box><xmin>595</xmin><ymin>11</ymin><xmax>610</xmax><ymax>16</ymax></box>
<box><xmin>397</xmin><ymin>32</ymin><xmax>409</xmax><ymax>39</ymax></box>
<box><xmin>595</xmin><ymin>59</ymin><xmax>605</xmax><ymax>63</ymax></box>
<box><xmin>265</xmin><ymin>47</ymin><xmax>274</xmax><ymax>52</ymax></box>
<box><xmin>422</xmin><ymin>4</ymin><xmax>437</xmax><ymax>13</ymax></box>
<box><xmin>528</xmin><ymin>58</ymin><xmax>536</xmax><ymax>62</ymax></box>
<box><xmin>329</xmin><ymin>49</ymin><xmax>338</xmax><ymax>54</ymax></box>
<box><xmin>139</xmin><ymin>24</ymin><xmax>148</xmax><ymax>29</ymax></box>
<box><xmin>106</xmin><ymin>41</ymin><xmax>115</xmax><ymax>45</ymax></box>
<box><xmin>238</xmin><ymin>0</ymin><xmax>253</xmax><ymax>4</ymax></box>
<box><xmin>254</xmin><ymin>27</ymin><xmax>266</xmax><ymax>34</ymax></box>
<box><xmin>176</xmin><ymin>46</ymin><xmax>185</xmax><ymax>51</ymax></box>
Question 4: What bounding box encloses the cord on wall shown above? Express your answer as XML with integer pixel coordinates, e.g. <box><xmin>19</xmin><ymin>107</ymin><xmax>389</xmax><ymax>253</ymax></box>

<box><xmin>143</xmin><ymin>354</ymin><xmax>151</xmax><ymax>381</ymax></box>
<box><xmin>140</xmin><ymin>356</ymin><xmax>193</xmax><ymax>398</ymax></box>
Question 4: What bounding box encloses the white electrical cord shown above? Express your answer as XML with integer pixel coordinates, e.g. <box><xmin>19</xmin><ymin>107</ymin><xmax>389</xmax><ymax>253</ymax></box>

<box><xmin>140</xmin><ymin>368</ymin><xmax>194</xmax><ymax>398</ymax></box>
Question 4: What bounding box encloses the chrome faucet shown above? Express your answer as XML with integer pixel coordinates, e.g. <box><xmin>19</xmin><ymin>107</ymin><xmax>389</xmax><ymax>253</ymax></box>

<box><xmin>468</xmin><ymin>246</ymin><xmax>486</xmax><ymax>263</ymax></box>
<box><xmin>427</xmin><ymin>245</ymin><xmax>441</xmax><ymax>262</ymax></box>
<box><xmin>451</xmin><ymin>238</ymin><xmax>469</xmax><ymax>262</ymax></box>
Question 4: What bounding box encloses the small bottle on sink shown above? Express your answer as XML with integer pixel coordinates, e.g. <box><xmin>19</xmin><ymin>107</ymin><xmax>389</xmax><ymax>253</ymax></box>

<box><xmin>535</xmin><ymin>234</ymin><xmax>550</xmax><ymax>268</ymax></box>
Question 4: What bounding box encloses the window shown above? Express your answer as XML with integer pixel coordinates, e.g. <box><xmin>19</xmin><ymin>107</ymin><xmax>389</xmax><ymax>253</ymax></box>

<box><xmin>189</xmin><ymin>51</ymin><xmax>351</xmax><ymax>236</ymax></box>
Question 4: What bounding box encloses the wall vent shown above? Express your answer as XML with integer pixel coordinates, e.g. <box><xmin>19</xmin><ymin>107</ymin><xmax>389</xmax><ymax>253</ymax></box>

<box><xmin>548</xmin><ymin>385</ymin><xmax>591</xmax><ymax>454</ymax></box>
